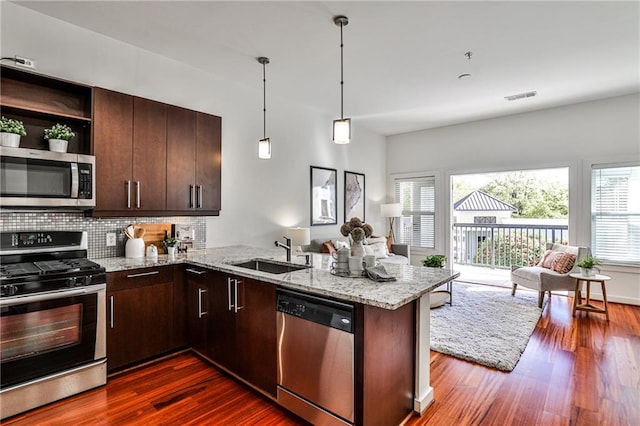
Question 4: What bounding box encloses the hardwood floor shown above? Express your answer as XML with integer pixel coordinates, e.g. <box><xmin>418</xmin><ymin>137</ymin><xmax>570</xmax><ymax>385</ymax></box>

<box><xmin>3</xmin><ymin>293</ymin><xmax>639</xmax><ymax>425</ymax></box>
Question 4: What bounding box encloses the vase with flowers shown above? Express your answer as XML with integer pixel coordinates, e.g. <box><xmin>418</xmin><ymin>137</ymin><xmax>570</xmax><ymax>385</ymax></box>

<box><xmin>340</xmin><ymin>217</ymin><xmax>373</xmax><ymax>257</ymax></box>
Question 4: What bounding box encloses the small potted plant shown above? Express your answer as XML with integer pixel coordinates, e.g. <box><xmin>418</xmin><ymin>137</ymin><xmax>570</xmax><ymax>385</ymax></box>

<box><xmin>162</xmin><ymin>236</ymin><xmax>178</xmax><ymax>256</ymax></box>
<box><xmin>576</xmin><ymin>256</ymin><xmax>601</xmax><ymax>277</ymax></box>
<box><xmin>44</xmin><ymin>123</ymin><xmax>75</xmax><ymax>153</ymax></box>
<box><xmin>0</xmin><ymin>116</ymin><xmax>27</xmax><ymax>147</ymax></box>
<box><xmin>423</xmin><ymin>254</ymin><xmax>447</xmax><ymax>268</ymax></box>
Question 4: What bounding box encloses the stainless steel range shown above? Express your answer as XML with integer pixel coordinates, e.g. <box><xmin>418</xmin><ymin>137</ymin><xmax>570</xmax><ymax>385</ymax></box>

<box><xmin>0</xmin><ymin>231</ymin><xmax>107</xmax><ymax>420</ymax></box>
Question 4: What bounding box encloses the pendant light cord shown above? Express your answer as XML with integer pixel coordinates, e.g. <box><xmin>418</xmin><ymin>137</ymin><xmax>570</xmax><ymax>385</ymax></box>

<box><xmin>339</xmin><ymin>21</ymin><xmax>344</xmax><ymax>120</ymax></box>
<box><xmin>262</xmin><ymin>61</ymin><xmax>267</xmax><ymax>139</ymax></box>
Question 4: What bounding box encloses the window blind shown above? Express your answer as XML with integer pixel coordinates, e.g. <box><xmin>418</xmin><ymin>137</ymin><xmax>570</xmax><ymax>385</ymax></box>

<box><xmin>591</xmin><ymin>163</ymin><xmax>640</xmax><ymax>265</ymax></box>
<box><xmin>394</xmin><ymin>176</ymin><xmax>435</xmax><ymax>249</ymax></box>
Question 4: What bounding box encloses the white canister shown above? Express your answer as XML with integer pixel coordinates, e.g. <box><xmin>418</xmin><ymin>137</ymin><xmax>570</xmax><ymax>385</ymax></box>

<box><xmin>146</xmin><ymin>244</ymin><xmax>158</xmax><ymax>258</ymax></box>
<box><xmin>125</xmin><ymin>238</ymin><xmax>145</xmax><ymax>258</ymax></box>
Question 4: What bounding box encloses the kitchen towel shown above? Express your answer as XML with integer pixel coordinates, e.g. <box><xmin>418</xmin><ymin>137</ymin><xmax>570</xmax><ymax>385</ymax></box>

<box><xmin>365</xmin><ymin>264</ymin><xmax>397</xmax><ymax>282</ymax></box>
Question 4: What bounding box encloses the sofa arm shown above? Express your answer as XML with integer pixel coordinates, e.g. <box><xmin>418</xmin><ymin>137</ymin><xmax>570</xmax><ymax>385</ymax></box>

<box><xmin>391</xmin><ymin>244</ymin><xmax>410</xmax><ymax>258</ymax></box>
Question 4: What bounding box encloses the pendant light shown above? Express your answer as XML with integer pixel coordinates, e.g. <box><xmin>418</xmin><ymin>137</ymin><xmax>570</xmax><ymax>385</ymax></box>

<box><xmin>257</xmin><ymin>57</ymin><xmax>271</xmax><ymax>159</ymax></box>
<box><xmin>333</xmin><ymin>15</ymin><xmax>351</xmax><ymax>144</ymax></box>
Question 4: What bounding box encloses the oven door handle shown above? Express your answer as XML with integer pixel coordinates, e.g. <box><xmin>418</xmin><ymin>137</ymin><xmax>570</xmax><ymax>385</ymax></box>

<box><xmin>0</xmin><ymin>285</ymin><xmax>106</xmax><ymax>306</ymax></box>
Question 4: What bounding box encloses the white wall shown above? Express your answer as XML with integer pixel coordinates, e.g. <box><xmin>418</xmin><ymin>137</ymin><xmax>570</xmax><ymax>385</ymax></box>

<box><xmin>1</xmin><ymin>3</ymin><xmax>388</xmax><ymax>248</ymax></box>
<box><xmin>387</xmin><ymin>94</ymin><xmax>640</xmax><ymax>305</ymax></box>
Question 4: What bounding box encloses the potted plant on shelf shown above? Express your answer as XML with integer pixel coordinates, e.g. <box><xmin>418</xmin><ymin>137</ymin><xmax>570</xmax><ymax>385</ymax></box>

<box><xmin>0</xmin><ymin>116</ymin><xmax>27</xmax><ymax>148</ymax></box>
<box><xmin>423</xmin><ymin>254</ymin><xmax>447</xmax><ymax>268</ymax></box>
<box><xmin>162</xmin><ymin>236</ymin><xmax>178</xmax><ymax>256</ymax></box>
<box><xmin>44</xmin><ymin>123</ymin><xmax>75</xmax><ymax>153</ymax></box>
<box><xmin>576</xmin><ymin>256</ymin><xmax>601</xmax><ymax>277</ymax></box>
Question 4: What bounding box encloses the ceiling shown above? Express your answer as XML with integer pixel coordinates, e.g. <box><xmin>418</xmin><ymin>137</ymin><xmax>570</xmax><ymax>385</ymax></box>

<box><xmin>14</xmin><ymin>1</ymin><xmax>640</xmax><ymax>136</ymax></box>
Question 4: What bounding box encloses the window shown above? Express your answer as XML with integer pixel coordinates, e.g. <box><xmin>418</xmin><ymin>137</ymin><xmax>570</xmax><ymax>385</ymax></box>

<box><xmin>591</xmin><ymin>163</ymin><xmax>640</xmax><ymax>265</ymax></box>
<box><xmin>394</xmin><ymin>176</ymin><xmax>435</xmax><ymax>248</ymax></box>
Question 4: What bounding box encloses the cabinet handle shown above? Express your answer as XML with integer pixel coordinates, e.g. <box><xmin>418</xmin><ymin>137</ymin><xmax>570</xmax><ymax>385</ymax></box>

<box><xmin>197</xmin><ymin>185</ymin><xmax>203</xmax><ymax>209</ymax></box>
<box><xmin>136</xmin><ymin>181</ymin><xmax>141</xmax><ymax>208</ymax></box>
<box><xmin>110</xmin><ymin>295</ymin><xmax>114</xmax><ymax>329</ymax></box>
<box><xmin>126</xmin><ymin>271</ymin><xmax>159</xmax><ymax>278</ymax></box>
<box><xmin>189</xmin><ymin>185</ymin><xmax>195</xmax><ymax>209</ymax></box>
<box><xmin>126</xmin><ymin>181</ymin><xmax>131</xmax><ymax>208</ymax></box>
<box><xmin>227</xmin><ymin>277</ymin><xmax>234</xmax><ymax>311</ymax></box>
<box><xmin>198</xmin><ymin>288</ymin><xmax>208</xmax><ymax>318</ymax></box>
<box><xmin>235</xmin><ymin>279</ymin><xmax>243</xmax><ymax>313</ymax></box>
<box><xmin>186</xmin><ymin>268</ymin><xmax>206</xmax><ymax>275</ymax></box>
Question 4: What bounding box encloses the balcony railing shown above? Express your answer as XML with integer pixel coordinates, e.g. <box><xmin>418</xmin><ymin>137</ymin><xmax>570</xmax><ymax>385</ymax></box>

<box><xmin>452</xmin><ymin>223</ymin><xmax>569</xmax><ymax>269</ymax></box>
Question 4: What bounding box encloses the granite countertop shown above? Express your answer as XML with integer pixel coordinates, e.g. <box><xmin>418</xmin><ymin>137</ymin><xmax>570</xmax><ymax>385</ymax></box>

<box><xmin>93</xmin><ymin>245</ymin><xmax>460</xmax><ymax>310</ymax></box>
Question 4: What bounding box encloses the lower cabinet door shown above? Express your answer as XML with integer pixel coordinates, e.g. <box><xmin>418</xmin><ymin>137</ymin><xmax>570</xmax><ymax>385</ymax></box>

<box><xmin>209</xmin><ymin>272</ymin><xmax>238</xmax><ymax>372</ymax></box>
<box><xmin>107</xmin><ymin>282</ymin><xmax>173</xmax><ymax>371</ymax></box>
<box><xmin>235</xmin><ymin>278</ymin><xmax>277</xmax><ymax>396</ymax></box>
<box><xmin>187</xmin><ymin>272</ymin><xmax>210</xmax><ymax>358</ymax></box>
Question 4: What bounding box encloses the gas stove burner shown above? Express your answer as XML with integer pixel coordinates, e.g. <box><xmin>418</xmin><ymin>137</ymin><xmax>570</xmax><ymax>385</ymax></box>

<box><xmin>34</xmin><ymin>258</ymin><xmax>100</xmax><ymax>274</ymax></box>
<box><xmin>0</xmin><ymin>262</ymin><xmax>41</xmax><ymax>278</ymax></box>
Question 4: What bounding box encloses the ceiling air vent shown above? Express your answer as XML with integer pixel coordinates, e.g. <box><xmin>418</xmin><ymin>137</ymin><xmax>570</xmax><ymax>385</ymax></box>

<box><xmin>504</xmin><ymin>91</ymin><xmax>537</xmax><ymax>101</ymax></box>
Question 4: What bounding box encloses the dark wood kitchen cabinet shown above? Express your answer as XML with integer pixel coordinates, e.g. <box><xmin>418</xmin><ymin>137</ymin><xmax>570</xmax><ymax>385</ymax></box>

<box><xmin>208</xmin><ymin>272</ymin><xmax>277</xmax><ymax>396</ymax></box>
<box><xmin>186</xmin><ymin>266</ymin><xmax>212</xmax><ymax>358</ymax></box>
<box><xmin>166</xmin><ymin>107</ymin><xmax>221</xmax><ymax>214</ymax></box>
<box><xmin>92</xmin><ymin>88</ymin><xmax>221</xmax><ymax>217</ymax></box>
<box><xmin>106</xmin><ymin>266</ymin><xmax>176</xmax><ymax>372</ymax></box>
<box><xmin>93</xmin><ymin>89</ymin><xmax>167</xmax><ymax>215</ymax></box>
<box><xmin>93</xmin><ymin>87</ymin><xmax>133</xmax><ymax>212</ymax></box>
<box><xmin>132</xmin><ymin>97</ymin><xmax>167</xmax><ymax>211</ymax></box>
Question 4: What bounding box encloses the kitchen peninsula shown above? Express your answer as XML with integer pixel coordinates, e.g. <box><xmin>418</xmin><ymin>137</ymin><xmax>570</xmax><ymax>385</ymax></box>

<box><xmin>96</xmin><ymin>246</ymin><xmax>459</xmax><ymax>425</ymax></box>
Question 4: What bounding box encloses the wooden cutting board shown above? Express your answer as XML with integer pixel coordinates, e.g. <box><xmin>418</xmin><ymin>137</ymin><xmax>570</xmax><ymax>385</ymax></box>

<box><xmin>136</xmin><ymin>223</ymin><xmax>172</xmax><ymax>251</ymax></box>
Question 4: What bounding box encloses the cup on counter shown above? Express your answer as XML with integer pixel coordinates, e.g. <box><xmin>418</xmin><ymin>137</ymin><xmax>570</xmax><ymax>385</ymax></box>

<box><xmin>363</xmin><ymin>255</ymin><xmax>376</xmax><ymax>269</ymax></box>
<box><xmin>331</xmin><ymin>261</ymin><xmax>349</xmax><ymax>275</ymax></box>
<box><xmin>348</xmin><ymin>256</ymin><xmax>364</xmax><ymax>276</ymax></box>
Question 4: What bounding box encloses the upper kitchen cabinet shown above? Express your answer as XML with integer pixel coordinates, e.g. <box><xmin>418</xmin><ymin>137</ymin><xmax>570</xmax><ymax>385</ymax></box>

<box><xmin>166</xmin><ymin>107</ymin><xmax>221</xmax><ymax>214</ymax></box>
<box><xmin>195</xmin><ymin>113</ymin><xmax>222</xmax><ymax>212</ymax></box>
<box><xmin>93</xmin><ymin>91</ymin><xmax>166</xmax><ymax>214</ymax></box>
<box><xmin>92</xmin><ymin>88</ymin><xmax>221</xmax><ymax>217</ymax></box>
<box><xmin>132</xmin><ymin>97</ymin><xmax>167</xmax><ymax>211</ymax></box>
<box><xmin>0</xmin><ymin>65</ymin><xmax>92</xmax><ymax>154</ymax></box>
<box><xmin>93</xmin><ymin>87</ymin><xmax>133</xmax><ymax>212</ymax></box>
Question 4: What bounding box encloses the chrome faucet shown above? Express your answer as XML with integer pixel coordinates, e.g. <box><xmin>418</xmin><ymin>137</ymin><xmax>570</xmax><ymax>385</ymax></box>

<box><xmin>274</xmin><ymin>237</ymin><xmax>292</xmax><ymax>262</ymax></box>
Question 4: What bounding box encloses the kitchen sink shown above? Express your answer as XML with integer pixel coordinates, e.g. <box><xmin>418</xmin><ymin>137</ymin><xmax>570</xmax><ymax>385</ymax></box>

<box><xmin>230</xmin><ymin>259</ymin><xmax>312</xmax><ymax>274</ymax></box>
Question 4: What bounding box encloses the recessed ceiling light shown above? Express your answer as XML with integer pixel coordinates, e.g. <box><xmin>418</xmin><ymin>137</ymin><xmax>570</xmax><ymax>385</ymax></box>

<box><xmin>458</xmin><ymin>73</ymin><xmax>471</xmax><ymax>80</ymax></box>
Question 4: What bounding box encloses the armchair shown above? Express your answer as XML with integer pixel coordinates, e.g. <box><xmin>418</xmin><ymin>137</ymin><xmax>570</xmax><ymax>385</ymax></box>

<box><xmin>511</xmin><ymin>243</ymin><xmax>591</xmax><ymax>308</ymax></box>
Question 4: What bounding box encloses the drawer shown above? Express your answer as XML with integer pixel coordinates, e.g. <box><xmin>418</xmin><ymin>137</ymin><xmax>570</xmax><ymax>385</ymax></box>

<box><xmin>107</xmin><ymin>266</ymin><xmax>174</xmax><ymax>292</ymax></box>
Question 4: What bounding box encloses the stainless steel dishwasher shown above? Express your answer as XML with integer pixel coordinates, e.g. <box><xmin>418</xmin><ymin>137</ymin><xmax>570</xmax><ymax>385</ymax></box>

<box><xmin>276</xmin><ymin>288</ymin><xmax>355</xmax><ymax>426</ymax></box>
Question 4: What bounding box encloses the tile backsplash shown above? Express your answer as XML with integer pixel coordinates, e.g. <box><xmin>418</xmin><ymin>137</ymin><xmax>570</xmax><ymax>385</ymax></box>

<box><xmin>0</xmin><ymin>211</ymin><xmax>206</xmax><ymax>259</ymax></box>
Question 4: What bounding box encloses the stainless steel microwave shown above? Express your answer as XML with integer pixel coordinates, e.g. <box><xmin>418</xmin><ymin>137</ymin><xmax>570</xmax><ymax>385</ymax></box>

<box><xmin>0</xmin><ymin>147</ymin><xmax>95</xmax><ymax>208</ymax></box>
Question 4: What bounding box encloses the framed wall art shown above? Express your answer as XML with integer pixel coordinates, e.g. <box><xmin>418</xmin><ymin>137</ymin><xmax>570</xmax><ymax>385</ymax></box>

<box><xmin>344</xmin><ymin>170</ymin><xmax>365</xmax><ymax>222</ymax></box>
<box><xmin>310</xmin><ymin>166</ymin><xmax>337</xmax><ymax>226</ymax></box>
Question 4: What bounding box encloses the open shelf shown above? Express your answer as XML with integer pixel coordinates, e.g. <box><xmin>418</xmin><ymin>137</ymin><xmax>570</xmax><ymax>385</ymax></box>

<box><xmin>1</xmin><ymin>65</ymin><xmax>93</xmax><ymax>154</ymax></box>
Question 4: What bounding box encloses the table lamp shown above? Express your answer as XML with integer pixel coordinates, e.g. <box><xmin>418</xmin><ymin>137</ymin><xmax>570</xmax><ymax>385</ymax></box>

<box><xmin>380</xmin><ymin>203</ymin><xmax>402</xmax><ymax>243</ymax></box>
<box><xmin>287</xmin><ymin>227</ymin><xmax>311</xmax><ymax>253</ymax></box>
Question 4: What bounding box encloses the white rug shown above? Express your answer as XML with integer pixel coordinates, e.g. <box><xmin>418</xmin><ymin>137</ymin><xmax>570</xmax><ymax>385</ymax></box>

<box><xmin>430</xmin><ymin>283</ymin><xmax>543</xmax><ymax>372</ymax></box>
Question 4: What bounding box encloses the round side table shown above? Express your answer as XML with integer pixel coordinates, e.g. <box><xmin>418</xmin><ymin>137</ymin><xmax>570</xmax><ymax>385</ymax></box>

<box><xmin>569</xmin><ymin>272</ymin><xmax>612</xmax><ymax>320</ymax></box>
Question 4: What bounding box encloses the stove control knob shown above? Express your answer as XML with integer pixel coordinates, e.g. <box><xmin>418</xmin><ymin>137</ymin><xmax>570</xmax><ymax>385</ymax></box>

<box><xmin>82</xmin><ymin>275</ymin><xmax>93</xmax><ymax>285</ymax></box>
<box><xmin>66</xmin><ymin>277</ymin><xmax>78</xmax><ymax>287</ymax></box>
<box><xmin>1</xmin><ymin>285</ymin><xmax>18</xmax><ymax>296</ymax></box>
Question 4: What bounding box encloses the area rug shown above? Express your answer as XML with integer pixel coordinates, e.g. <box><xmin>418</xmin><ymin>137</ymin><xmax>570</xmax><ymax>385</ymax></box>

<box><xmin>430</xmin><ymin>283</ymin><xmax>543</xmax><ymax>372</ymax></box>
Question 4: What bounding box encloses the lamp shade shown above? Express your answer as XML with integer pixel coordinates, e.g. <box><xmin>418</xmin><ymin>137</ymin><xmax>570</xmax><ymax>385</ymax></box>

<box><xmin>332</xmin><ymin>118</ymin><xmax>351</xmax><ymax>144</ymax></box>
<box><xmin>287</xmin><ymin>227</ymin><xmax>311</xmax><ymax>246</ymax></box>
<box><xmin>380</xmin><ymin>203</ymin><xmax>402</xmax><ymax>218</ymax></box>
<box><xmin>258</xmin><ymin>137</ymin><xmax>271</xmax><ymax>159</ymax></box>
